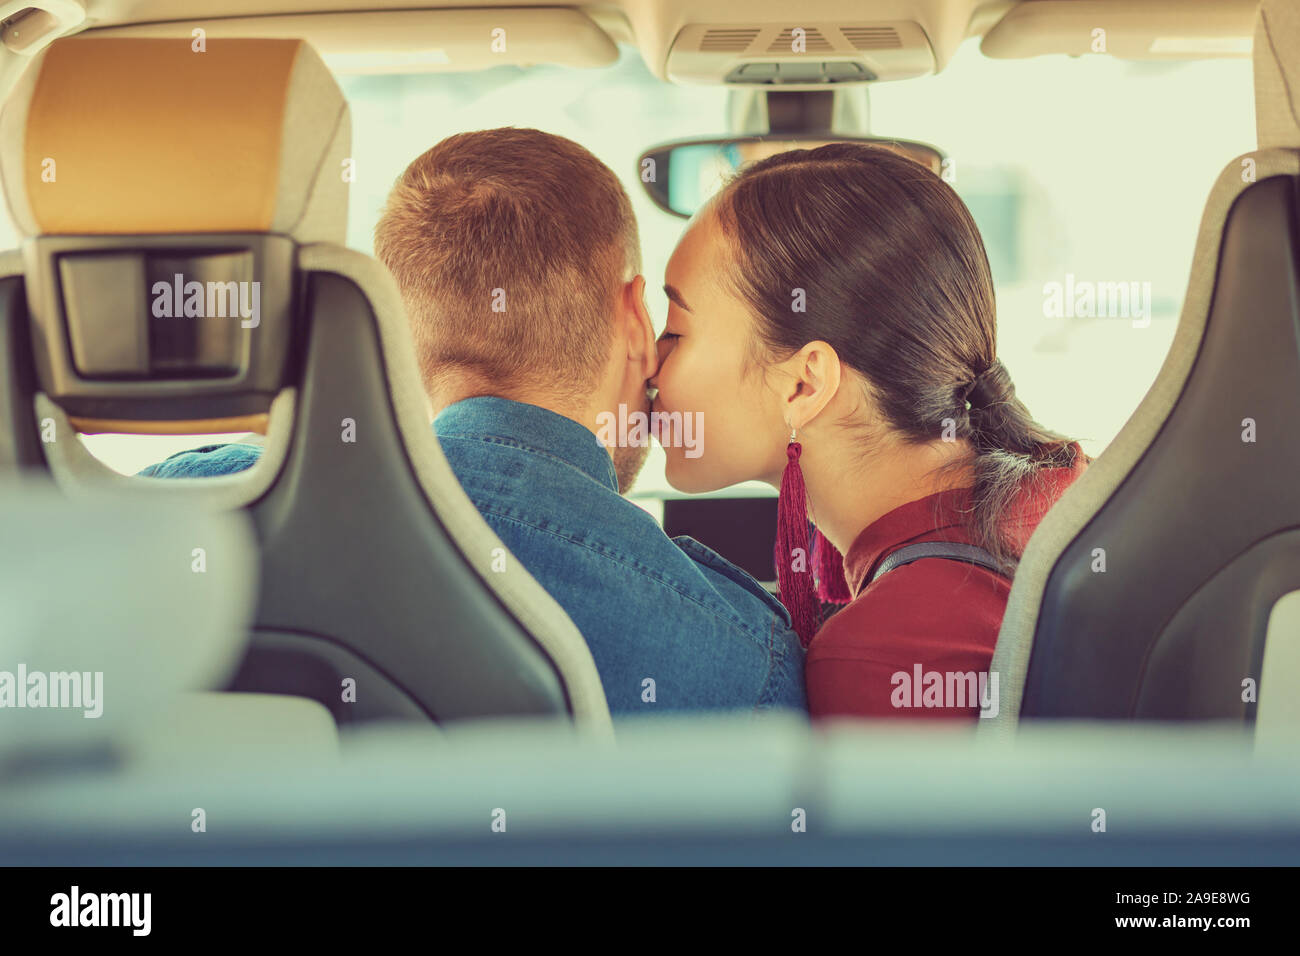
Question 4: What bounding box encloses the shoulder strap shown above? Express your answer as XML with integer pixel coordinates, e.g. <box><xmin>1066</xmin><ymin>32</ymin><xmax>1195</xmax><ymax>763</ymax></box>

<box><xmin>869</xmin><ymin>541</ymin><xmax>1010</xmax><ymax>585</ymax></box>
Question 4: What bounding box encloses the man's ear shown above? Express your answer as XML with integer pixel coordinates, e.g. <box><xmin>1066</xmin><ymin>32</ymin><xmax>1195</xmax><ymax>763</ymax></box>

<box><xmin>777</xmin><ymin>340</ymin><xmax>842</xmax><ymax>431</ymax></box>
<box><xmin>621</xmin><ymin>274</ymin><xmax>657</xmax><ymax>379</ymax></box>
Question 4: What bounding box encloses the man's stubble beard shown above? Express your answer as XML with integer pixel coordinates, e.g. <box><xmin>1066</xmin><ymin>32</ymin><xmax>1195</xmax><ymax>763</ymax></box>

<box><xmin>612</xmin><ymin>440</ymin><xmax>651</xmax><ymax>495</ymax></box>
<box><xmin>610</xmin><ymin>387</ymin><xmax>654</xmax><ymax>494</ymax></box>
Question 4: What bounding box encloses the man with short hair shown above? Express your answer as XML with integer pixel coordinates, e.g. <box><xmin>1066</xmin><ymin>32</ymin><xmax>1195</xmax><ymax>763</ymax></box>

<box><xmin>142</xmin><ymin>128</ymin><xmax>806</xmax><ymax>716</ymax></box>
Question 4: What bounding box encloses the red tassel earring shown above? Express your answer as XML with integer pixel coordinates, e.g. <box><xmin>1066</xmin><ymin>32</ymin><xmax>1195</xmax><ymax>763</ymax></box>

<box><xmin>776</xmin><ymin>428</ymin><xmax>819</xmax><ymax>649</ymax></box>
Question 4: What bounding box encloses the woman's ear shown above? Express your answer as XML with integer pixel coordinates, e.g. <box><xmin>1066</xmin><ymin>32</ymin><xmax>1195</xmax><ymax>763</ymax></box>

<box><xmin>779</xmin><ymin>340</ymin><xmax>842</xmax><ymax>431</ymax></box>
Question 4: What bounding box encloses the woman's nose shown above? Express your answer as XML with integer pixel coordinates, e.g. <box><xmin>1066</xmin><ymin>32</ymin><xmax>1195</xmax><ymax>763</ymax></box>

<box><xmin>654</xmin><ymin>337</ymin><xmax>673</xmax><ymax>369</ymax></box>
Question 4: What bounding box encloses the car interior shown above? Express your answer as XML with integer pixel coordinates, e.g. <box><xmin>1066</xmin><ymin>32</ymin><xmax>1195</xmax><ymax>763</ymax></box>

<box><xmin>0</xmin><ymin>0</ymin><xmax>1297</xmax><ymax>876</ymax></box>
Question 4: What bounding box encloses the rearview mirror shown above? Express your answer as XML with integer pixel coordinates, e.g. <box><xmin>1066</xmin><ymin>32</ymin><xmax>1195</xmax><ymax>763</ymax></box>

<box><xmin>637</xmin><ymin>135</ymin><xmax>947</xmax><ymax>219</ymax></box>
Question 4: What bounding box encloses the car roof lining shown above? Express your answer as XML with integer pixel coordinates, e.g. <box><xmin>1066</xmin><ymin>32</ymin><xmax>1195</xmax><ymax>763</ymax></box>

<box><xmin>0</xmin><ymin>1</ymin><xmax>1259</xmax><ymax>93</ymax></box>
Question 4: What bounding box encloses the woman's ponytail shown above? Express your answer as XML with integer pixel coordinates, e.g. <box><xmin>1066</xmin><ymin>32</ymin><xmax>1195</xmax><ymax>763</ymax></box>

<box><xmin>959</xmin><ymin>359</ymin><xmax>1082</xmax><ymax>575</ymax></box>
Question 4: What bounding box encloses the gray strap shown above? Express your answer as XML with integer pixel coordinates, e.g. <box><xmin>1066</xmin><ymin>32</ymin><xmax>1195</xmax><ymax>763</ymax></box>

<box><xmin>870</xmin><ymin>541</ymin><xmax>1008</xmax><ymax>584</ymax></box>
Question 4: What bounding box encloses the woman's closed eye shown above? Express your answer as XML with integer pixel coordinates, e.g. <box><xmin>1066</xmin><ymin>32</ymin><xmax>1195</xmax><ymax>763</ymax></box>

<box><xmin>657</xmin><ymin>331</ymin><xmax>681</xmax><ymax>354</ymax></box>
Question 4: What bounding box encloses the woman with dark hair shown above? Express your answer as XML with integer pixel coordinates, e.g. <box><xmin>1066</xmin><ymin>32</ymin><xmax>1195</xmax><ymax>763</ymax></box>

<box><xmin>648</xmin><ymin>143</ymin><xmax>1090</xmax><ymax>720</ymax></box>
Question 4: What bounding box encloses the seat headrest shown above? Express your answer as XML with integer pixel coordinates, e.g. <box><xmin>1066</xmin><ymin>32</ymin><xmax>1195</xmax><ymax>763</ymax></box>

<box><xmin>1255</xmin><ymin>0</ymin><xmax>1300</xmax><ymax>151</ymax></box>
<box><xmin>0</xmin><ymin>36</ymin><xmax>349</xmax><ymax>241</ymax></box>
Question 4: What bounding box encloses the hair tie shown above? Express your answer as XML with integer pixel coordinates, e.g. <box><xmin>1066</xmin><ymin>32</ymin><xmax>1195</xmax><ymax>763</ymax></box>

<box><xmin>966</xmin><ymin>360</ymin><xmax>1003</xmax><ymax>410</ymax></box>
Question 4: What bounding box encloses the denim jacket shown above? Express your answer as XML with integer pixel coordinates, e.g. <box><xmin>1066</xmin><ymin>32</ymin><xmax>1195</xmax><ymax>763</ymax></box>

<box><xmin>138</xmin><ymin>396</ymin><xmax>808</xmax><ymax>716</ymax></box>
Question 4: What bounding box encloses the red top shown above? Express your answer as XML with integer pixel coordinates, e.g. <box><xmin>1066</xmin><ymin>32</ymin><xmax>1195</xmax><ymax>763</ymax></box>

<box><xmin>805</xmin><ymin>444</ymin><xmax>1090</xmax><ymax>720</ymax></box>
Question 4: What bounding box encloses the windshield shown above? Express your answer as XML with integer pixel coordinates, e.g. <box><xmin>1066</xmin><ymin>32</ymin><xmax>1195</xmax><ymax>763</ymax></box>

<box><xmin>27</xmin><ymin>39</ymin><xmax>1254</xmax><ymax>507</ymax></box>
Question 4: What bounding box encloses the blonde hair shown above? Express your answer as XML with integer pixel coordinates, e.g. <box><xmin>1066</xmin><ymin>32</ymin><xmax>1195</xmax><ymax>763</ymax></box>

<box><xmin>374</xmin><ymin>128</ymin><xmax>640</xmax><ymax>399</ymax></box>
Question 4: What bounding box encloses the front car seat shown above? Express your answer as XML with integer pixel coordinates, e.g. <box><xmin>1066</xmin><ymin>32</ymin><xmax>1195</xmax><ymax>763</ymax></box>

<box><xmin>0</xmin><ymin>36</ymin><xmax>612</xmax><ymax>734</ymax></box>
<box><xmin>983</xmin><ymin>0</ymin><xmax>1300</xmax><ymax>732</ymax></box>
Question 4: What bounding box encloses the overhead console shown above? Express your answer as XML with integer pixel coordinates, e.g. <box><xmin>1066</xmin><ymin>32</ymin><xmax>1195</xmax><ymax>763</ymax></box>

<box><xmin>665</xmin><ymin>21</ymin><xmax>936</xmax><ymax>88</ymax></box>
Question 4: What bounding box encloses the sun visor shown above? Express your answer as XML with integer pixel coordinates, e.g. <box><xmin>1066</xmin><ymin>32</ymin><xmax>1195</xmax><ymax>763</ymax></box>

<box><xmin>83</xmin><ymin>8</ymin><xmax>619</xmax><ymax>75</ymax></box>
<box><xmin>981</xmin><ymin>0</ymin><xmax>1257</xmax><ymax>60</ymax></box>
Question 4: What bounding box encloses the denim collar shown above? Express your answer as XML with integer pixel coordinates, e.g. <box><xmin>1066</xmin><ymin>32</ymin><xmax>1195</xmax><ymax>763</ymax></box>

<box><xmin>433</xmin><ymin>396</ymin><xmax>618</xmax><ymax>493</ymax></box>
